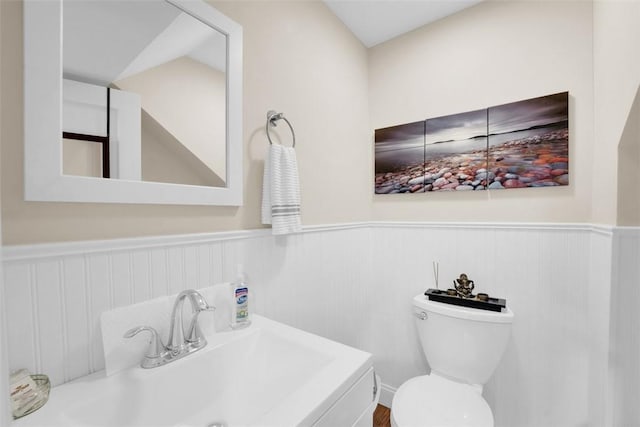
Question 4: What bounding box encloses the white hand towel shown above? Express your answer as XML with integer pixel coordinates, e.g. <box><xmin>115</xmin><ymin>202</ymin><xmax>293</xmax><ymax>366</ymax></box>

<box><xmin>261</xmin><ymin>144</ymin><xmax>302</xmax><ymax>235</ymax></box>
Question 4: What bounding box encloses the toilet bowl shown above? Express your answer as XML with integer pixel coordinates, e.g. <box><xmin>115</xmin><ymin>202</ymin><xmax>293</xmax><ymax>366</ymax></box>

<box><xmin>391</xmin><ymin>374</ymin><xmax>493</xmax><ymax>427</ymax></box>
<box><xmin>391</xmin><ymin>294</ymin><xmax>514</xmax><ymax>427</ymax></box>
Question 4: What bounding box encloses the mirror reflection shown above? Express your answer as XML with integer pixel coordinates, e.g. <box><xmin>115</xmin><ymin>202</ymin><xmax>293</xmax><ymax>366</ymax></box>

<box><xmin>62</xmin><ymin>0</ymin><xmax>227</xmax><ymax>187</ymax></box>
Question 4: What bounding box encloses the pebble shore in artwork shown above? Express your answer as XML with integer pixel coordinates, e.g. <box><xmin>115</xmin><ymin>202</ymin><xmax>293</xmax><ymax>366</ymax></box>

<box><xmin>374</xmin><ymin>129</ymin><xmax>568</xmax><ymax>194</ymax></box>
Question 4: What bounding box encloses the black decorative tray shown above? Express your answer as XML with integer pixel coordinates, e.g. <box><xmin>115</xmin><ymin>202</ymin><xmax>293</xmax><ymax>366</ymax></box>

<box><xmin>424</xmin><ymin>288</ymin><xmax>506</xmax><ymax>312</ymax></box>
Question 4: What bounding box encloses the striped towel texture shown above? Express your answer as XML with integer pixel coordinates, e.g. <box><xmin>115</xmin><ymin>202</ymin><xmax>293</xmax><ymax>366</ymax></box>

<box><xmin>261</xmin><ymin>144</ymin><xmax>301</xmax><ymax>235</ymax></box>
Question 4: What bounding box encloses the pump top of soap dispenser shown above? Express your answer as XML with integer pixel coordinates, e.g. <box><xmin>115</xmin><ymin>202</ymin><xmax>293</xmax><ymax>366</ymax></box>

<box><xmin>234</xmin><ymin>264</ymin><xmax>246</xmax><ymax>284</ymax></box>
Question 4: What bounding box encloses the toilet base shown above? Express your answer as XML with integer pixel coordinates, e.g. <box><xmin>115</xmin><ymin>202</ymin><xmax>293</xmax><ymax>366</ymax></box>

<box><xmin>391</xmin><ymin>374</ymin><xmax>493</xmax><ymax>427</ymax></box>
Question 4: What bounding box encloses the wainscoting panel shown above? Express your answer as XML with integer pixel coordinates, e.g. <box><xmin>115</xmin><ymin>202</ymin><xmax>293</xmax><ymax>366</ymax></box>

<box><xmin>586</xmin><ymin>229</ymin><xmax>614</xmax><ymax>426</ymax></box>
<box><xmin>609</xmin><ymin>228</ymin><xmax>640</xmax><ymax>426</ymax></box>
<box><xmin>3</xmin><ymin>262</ymin><xmax>37</xmax><ymax>377</ymax></box>
<box><xmin>33</xmin><ymin>260</ymin><xmax>66</xmax><ymax>388</ymax></box>
<box><xmin>219</xmin><ymin>227</ymin><xmax>374</xmax><ymax>352</ymax></box>
<box><xmin>2</xmin><ymin>223</ymin><xmax>626</xmax><ymax>427</ymax></box>
<box><xmin>486</xmin><ymin>228</ymin><xmax>591</xmax><ymax>427</ymax></box>
<box><xmin>371</xmin><ymin>225</ymin><xmax>594</xmax><ymax>427</ymax></box>
<box><xmin>130</xmin><ymin>251</ymin><xmax>152</xmax><ymax>304</ymax></box>
<box><xmin>86</xmin><ymin>253</ymin><xmax>112</xmax><ymax>374</ymax></box>
<box><xmin>3</xmin><ymin>239</ymin><xmax>227</xmax><ymax>385</ymax></box>
<box><xmin>60</xmin><ymin>256</ymin><xmax>91</xmax><ymax>384</ymax></box>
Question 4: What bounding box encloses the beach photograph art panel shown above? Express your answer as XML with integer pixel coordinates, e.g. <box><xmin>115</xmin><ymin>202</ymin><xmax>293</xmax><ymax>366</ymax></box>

<box><xmin>374</xmin><ymin>121</ymin><xmax>426</xmax><ymax>194</ymax></box>
<box><xmin>424</xmin><ymin>109</ymin><xmax>488</xmax><ymax>192</ymax></box>
<box><xmin>487</xmin><ymin>92</ymin><xmax>569</xmax><ymax>190</ymax></box>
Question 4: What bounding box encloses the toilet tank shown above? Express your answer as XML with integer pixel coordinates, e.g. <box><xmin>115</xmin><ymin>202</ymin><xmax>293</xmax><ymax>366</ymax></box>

<box><xmin>412</xmin><ymin>294</ymin><xmax>514</xmax><ymax>386</ymax></box>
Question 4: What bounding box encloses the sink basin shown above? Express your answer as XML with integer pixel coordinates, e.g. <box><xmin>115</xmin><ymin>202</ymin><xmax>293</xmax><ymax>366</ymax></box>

<box><xmin>14</xmin><ymin>315</ymin><xmax>373</xmax><ymax>427</ymax></box>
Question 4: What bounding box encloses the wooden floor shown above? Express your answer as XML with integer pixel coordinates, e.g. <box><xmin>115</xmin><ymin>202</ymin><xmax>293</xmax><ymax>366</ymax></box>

<box><xmin>373</xmin><ymin>404</ymin><xmax>391</xmax><ymax>427</ymax></box>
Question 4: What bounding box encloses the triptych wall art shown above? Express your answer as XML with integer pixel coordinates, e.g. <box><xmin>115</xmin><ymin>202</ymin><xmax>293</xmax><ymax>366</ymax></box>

<box><xmin>374</xmin><ymin>91</ymin><xmax>569</xmax><ymax>194</ymax></box>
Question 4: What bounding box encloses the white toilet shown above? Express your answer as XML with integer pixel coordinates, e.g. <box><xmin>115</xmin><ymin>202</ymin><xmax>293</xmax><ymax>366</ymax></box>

<box><xmin>391</xmin><ymin>294</ymin><xmax>514</xmax><ymax>427</ymax></box>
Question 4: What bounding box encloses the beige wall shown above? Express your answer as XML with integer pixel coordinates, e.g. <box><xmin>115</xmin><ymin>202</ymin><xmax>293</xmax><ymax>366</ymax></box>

<box><xmin>0</xmin><ymin>0</ymin><xmax>11</xmax><ymax>422</ymax></box>
<box><xmin>140</xmin><ymin>110</ymin><xmax>226</xmax><ymax>187</ymax></box>
<box><xmin>116</xmin><ymin>56</ymin><xmax>227</xmax><ymax>182</ymax></box>
<box><xmin>62</xmin><ymin>138</ymin><xmax>103</xmax><ymax>178</ymax></box>
<box><xmin>0</xmin><ymin>0</ymin><xmax>370</xmax><ymax>244</ymax></box>
<box><xmin>593</xmin><ymin>0</ymin><xmax>640</xmax><ymax>226</ymax></box>
<box><xmin>212</xmin><ymin>0</ymin><xmax>371</xmax><ymax>229</ymax></box>
<box><xmin>369</xmin><ymin>0</ymin><xmax>595</xmax><ymax>224</ymax></box>
<box><xmin>617</xmin><ymin>87</ymin><xmax>640</xmax><ymax>226</ymax></box>
<box><xmin>3</xmin><ymin>0</ymin><xmax>638</xmax><ymax>245</ymax></box>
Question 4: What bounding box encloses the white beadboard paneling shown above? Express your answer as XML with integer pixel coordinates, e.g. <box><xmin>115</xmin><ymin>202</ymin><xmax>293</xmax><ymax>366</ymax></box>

<box><xmin>220</xmin><ymin>228</ymin><xmax>374</xmax><ymax>352</ymax></box>
<box><xmin>221</xmin><ymin>234</ymin><xmax>287</xmax><ymax>322</ymax></box>
<box><xmin>488</xmin><ymin>229</ymin><xmax>590</xmax><ymax>427</ymax></box>
<box><xmin>3</xmin><ymin>263</ymin><xmax>37</xmax><ymax>373</ymax></box>
<box><xmin>61</xmin><ymin>256</ymin><xmax>90</xmax><ymax>382</ymax></box>
<box><xmin>610</xmin><ymin>229</ymin><xmax>640</xmax><ymax>426</ymax></box>
<box><xmin>370</xmin><ymin>226</ymin><xmax>593</xmax><ymax>427</ymax></box>
<box><xmin>33</xmin><ymin>260</ymin><xmax>66</xmax><ymax>386</ymax></box>
<box><xmin>3</xmin><ymin>235</ymin><xmax>242</xmax><ymax>386</ymax></box>
<box><xmin>111</xmin><ymin>252</ymin><xmax>133</xmax><ymax>309</ymax></box>
<box><xmin>196</xmin><ymin>245</ymin><xmax>210</xmax><ymax>288</ymax></box>
<box><xmin>183</xmin><ymin>245</ymin><xmax>198</xmax><ymax>290</ymax></box>
<box><xmin>85</xmin><ymin>254</ymin><xmax>111</xmax><ymax>373</ymax></box>
<box><xmin>370</xmin><ymin>226</ymin><xmax>433</xmax><ymax>391</ymax></box>
<box><xmin>149</xmin><ymin>248</ymin><xmax>169</xmax><ymax>299</ymax></box>
<box><xmin>487</xmin><ymin>228</ymin><xmax>540</xmax><ymax>424</ymax></box>
<box><xmin>587</xmin><ymin>229</ymin><xmax>614</xmax><ymax>426</ymax></box>
<box><xmin>130</xmin><ymin>251</ymin><xmax>151</xmax><ymax>304</ymax></box>
<box><xmin>333</xmin><ymin>228</ymin><xmax>375</xmax><ymax>352</ymax></box>
<box><xmin>196</xmin><ymin>244</ymin><xmax>217</xmax><ymax>289</ymax></box>
<box><xmin>0</xmin><ymin>222</ymin><xmax>627</xmax><ymax>426</ymax></box>
<box><xmin>166</xmin><ymin>247</ymin><xmax>185</xmax><ymax>295</ymax></box>
<box><xmin>211</xmin><ymin>242</ymin><xmax>225</xmax><ymax>283</ymax></box>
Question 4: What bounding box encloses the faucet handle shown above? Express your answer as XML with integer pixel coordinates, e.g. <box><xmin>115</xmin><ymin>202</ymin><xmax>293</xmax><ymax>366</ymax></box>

<box><xmin>187</xmin><ymin>291</ymin><xmax>212</xmax><ymax>312</ymax></box>
<box><xmin>124</xmin><ymin>326</ymin><xmax>168</xmax><ymax>368</ymax></box>
<box><xmin>186</xmin><ymin>305</ymin><xmax>215</xmax><ymax>346</ymax></box>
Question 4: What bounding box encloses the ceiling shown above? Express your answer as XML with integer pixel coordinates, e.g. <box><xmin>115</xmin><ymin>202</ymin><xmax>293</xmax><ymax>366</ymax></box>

<box><xmin>63</xmin><ymin>0</ymin><xmax>484</xmax><ymax>85</ymax></box>
<box><xmin>63</xmin><ymin>0</ymin><xmax>226</xmax><ymax>87</ymax></box>
<box><xmin>323</xmin><ymin>0</ymin><xmax>484</xmax><ymax>48</ymax></box>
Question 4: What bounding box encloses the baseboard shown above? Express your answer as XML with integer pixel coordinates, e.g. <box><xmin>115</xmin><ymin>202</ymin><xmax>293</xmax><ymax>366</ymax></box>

<box><xmin>379</xmin><ymin>382</ymin><xmax>396</xmax><ymax>408</ymax></box>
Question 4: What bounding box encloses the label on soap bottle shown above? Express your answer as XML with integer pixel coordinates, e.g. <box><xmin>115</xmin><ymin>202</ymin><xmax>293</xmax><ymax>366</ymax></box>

<box><xmin>235</xmin><ymin>287</ymin><xmax>249</xmax><ymax>323</ymax></box>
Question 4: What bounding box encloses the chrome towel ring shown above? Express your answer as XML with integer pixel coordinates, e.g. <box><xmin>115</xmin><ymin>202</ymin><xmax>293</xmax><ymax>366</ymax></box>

<box><xmin>266</xmin><ymin>110</ymin><xmax>296</xmax><ymax>148</ymax></box>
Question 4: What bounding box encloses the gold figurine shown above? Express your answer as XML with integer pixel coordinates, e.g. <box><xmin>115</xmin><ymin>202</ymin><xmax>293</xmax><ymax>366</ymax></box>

<box><xmin>453</xmin><ymin>273</ymin><xmax>475</xmax><ymax>299</ymax></box>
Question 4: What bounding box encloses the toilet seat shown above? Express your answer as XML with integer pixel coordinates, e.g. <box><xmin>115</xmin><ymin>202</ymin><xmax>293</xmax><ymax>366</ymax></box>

<box><xmin>391</xmin><ymin>374</ymin><xmax>494</xmax><ymax>427</ymax></box>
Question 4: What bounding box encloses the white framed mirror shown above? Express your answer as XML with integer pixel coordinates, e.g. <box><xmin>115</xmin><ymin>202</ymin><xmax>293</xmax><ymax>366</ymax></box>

<box><xmin>24</xmin><ymin>0</ymin><xmax>243</xmax><ymax>205</ymax></box>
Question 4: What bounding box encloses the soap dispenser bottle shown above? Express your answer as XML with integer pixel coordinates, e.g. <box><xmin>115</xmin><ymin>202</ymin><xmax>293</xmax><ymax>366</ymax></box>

<box><xmin>230</xmin><ymin>264</ymin><xmax>250</xmax><ymax>329</ymax></box>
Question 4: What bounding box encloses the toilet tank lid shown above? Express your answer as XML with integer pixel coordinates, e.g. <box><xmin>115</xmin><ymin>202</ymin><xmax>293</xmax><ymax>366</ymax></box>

<box><xmin>413</xmin><ymin>294</ymin><xmax>514</xmax><ymax>323</ymax></box>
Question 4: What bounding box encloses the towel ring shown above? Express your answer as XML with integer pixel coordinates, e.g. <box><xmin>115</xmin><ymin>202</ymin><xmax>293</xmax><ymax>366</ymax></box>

<box><xmin>266</xmin><ymin>110</ymin><xmax>296</xmax><ymax>148</ymax></box>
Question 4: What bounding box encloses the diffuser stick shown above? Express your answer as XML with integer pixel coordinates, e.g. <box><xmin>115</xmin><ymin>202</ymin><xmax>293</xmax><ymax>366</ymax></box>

<box><xmin>433</xmin><ymin>261</ymin><xmax>439</xmax><ymax>290</ymax></box>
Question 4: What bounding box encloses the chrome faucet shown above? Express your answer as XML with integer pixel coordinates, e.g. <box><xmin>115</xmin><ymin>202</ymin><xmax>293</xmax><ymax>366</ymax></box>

<box><xmin>124</xmin><ymin>289</ymin><xmax>214</xmax><ymax>369</ymax></box>
<box><xmin>167</xmin><ymin>289</ymin><xmax>212</xmax><ymax>353</ymax></box>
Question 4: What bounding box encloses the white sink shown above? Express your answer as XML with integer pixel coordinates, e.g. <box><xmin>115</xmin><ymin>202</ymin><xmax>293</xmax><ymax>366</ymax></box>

<box><xmin>14</xmin><ymin>315</ymin><xmax>373</xmax><ymax>427</ymax></box>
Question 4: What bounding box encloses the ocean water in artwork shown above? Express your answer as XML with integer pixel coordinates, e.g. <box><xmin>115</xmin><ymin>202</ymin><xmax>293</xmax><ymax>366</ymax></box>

<box><xmin>374</xmin><ymin>121</ymin><xmax>425</xmax><ymax>194</ymax></box>
<box><xmin>375</xmin><ymin>139</ymin><xmax>424</xmax><ymax>174</ymax></box>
